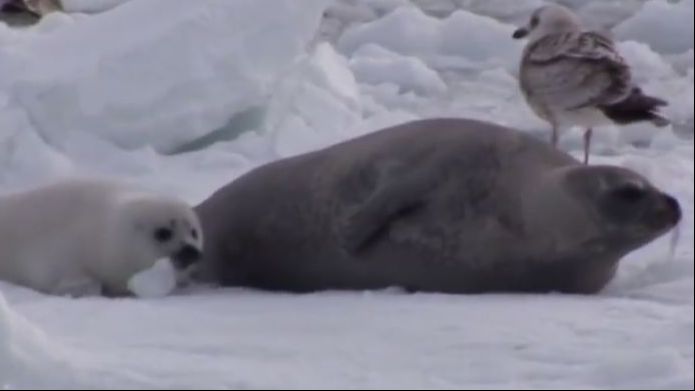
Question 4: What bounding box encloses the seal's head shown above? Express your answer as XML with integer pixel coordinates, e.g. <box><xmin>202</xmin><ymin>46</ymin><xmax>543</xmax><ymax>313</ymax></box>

<box><xmin>563</xmin><ymin>165</ymin><xmax>681</xmax><ymax>254</ymax></box>
<box><xmin>527</xmin><ymin>164</ymin><xmax>681</xmax><ymax>260</ymax></box>
<box><xmin>512</xmin><ymin>4</ymin><xmax>582</xmax><ymax>42</ymax></box>
<box><xmin>519</xmin><ymin>164</ymin><xmax>680</xmax><ymax>293</ymax></box>
<box><xmin>126</xmin><ymin>196</ymin><xmax>204</xmax><ymax>271</ymax></box>
<box><xmin>99</xmin><ymin>194</ymin><xmax>204</xmax><ymax>295</ymax></box>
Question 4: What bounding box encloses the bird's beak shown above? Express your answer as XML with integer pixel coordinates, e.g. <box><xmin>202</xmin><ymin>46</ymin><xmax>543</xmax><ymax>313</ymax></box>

<box><xmin>512</xmin><ymin>27</ymin><xmax>528</xmax><ymax>39</ymax></box>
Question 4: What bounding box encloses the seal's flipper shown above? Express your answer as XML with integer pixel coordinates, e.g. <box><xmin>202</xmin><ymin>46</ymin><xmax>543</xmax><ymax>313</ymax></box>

<box><xmin>339</xmin><ymin>170</ymin><xmax>433</xmax><ymax>254</ymax></box>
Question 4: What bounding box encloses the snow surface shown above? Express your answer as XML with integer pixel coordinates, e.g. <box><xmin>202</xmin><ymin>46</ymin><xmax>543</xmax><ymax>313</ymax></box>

<box><xmin>0</xmin><ymin>0</ymin><xmax>693</xmax><ymax>388</ymax></box>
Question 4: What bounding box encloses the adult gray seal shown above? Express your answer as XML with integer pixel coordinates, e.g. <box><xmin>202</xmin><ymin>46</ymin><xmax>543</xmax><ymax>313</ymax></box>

<box><xmin>195</xmin><ymin>118</ymin><xmax>681</xmax><ymax>294</ymax></box>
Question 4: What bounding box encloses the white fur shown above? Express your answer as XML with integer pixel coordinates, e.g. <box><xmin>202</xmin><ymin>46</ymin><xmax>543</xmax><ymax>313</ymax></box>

<box><xmin>0</xmin><ymin>178</ymin><xmax>202</xmax><ymax>297</ymax></box>
<box><xmin>23</xmin><ymin>0</ymin><xmax>63</xmax><ymax>16</ymax></box>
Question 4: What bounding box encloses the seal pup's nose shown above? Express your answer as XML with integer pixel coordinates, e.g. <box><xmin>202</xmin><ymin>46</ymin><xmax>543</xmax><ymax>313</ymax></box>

<box><xmin>172</xmin><ymin>244</ymin><xmax>202</xmax><ymax>269</ymax></box>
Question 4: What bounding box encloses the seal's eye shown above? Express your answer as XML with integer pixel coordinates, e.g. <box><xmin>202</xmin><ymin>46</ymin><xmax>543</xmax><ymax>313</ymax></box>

<box><xmin>530</xmin><ymin>15</ymin><xmax>539</xmax><ymax>28</ymax></box>
<box><xmin>154</xmin><ymin>227</ymin><xmax>173</xmax><ymax>242</ymax></box>
<box><xmin>191</xmin><ymin>228</ymin><xmax>198</xmax><ymax>239</ymax></box>
<box><xmin>612</xmin><ymin>183</ymin><xmax>646</xmax><ymax>203</ymax></box>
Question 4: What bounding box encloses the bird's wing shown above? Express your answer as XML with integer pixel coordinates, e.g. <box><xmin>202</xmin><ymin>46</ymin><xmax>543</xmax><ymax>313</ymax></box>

<box><xmin>521</xmin><ymin>31</ymin><xmax>632</xmax><ymax>111</ymax></box>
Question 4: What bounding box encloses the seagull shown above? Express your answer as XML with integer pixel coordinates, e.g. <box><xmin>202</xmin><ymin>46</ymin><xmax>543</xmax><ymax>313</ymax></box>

<box><xmin>512</xmin><ymin>4</ymin><xmax>670</xmax><ymax>164</ymax></box>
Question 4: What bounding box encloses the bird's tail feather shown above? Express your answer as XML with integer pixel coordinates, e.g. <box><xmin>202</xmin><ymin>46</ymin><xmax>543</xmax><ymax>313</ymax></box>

<box><xmin>599</xmin><ymin>87</ymin><xmax>671</xmax><ymax>127</ymax></box>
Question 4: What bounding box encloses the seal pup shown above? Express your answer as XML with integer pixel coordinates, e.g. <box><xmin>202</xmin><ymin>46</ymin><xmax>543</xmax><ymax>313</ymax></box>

<box><xmin>0</xmin><ymin>0</ymin><xmax>60</xmax><ymax>17</ymax></box>
<box><xmin>195</xmin><ymin>118</ymin><xmax>681</xmax><ymax>295</ymax></box>
<box><xmin>512</xmin><ymin>4</ymin><xmax>670</xmax><ymax>164</ymax></box>
<box><xmin>0</xmin><ymin>178</ymin><xmax>203</xmax><ymax>297</ymax></box>
<box><xmin>24</xmin><ymin>0</ymin><xmax>61</xmax><ymax>15</ymax></box>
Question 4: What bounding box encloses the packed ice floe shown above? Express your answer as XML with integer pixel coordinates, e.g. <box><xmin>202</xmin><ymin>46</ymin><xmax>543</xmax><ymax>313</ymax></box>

<box><xmin>0</xmin><ymin>0</ymin><xmax>693</xmax><ymax>388</ymax></box>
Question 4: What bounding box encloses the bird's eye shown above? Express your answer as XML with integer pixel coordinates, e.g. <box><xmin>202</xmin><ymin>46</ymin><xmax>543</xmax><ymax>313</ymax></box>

<box><xmin>154</xmin><ymin>227</ymin><xmax>173</xmax><ymax>242</ymax></box>
<box><xmin>530</xmin><ymin>15</ymin><xmax>539</xmax><ymax>28</ymax></box>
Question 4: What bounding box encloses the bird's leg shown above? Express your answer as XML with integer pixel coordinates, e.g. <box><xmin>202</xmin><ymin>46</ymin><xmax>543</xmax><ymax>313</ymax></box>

<box><xmin>583</xmin><ymin>127</ymin><xmax>593</xmax><ymax>165</ymax></box>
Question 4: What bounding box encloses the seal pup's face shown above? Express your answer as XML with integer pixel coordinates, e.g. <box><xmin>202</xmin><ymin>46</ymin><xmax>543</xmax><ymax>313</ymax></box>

<box><xmin>564</xmin><ymin>165</ymin><xmax>681</xmax><ymax>255</ymax></box>
<box><xmin>512</xmin><ymin>4</ymin><xmax>583</xmax><ymax>42</ymax></box>
<box><xmin>125</xmin><ymin>197</ymin><xmax>204</xmax><ymax>273</ymax></box>
<box><xmin>91</xmin><ymin>195</ymin><xmax>205</xmax><ymax>297</ymax></box>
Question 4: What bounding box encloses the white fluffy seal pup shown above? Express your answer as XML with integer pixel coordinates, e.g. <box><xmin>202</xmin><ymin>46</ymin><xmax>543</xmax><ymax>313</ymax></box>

<box><xmin>0</xmin><ymin>177</ymin><xmax>203</xmax><ymax>297</ymax></box>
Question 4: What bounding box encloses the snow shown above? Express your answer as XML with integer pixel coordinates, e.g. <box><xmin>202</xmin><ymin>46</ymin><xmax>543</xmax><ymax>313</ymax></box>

<box><xmin>0</xmin><ymin>292</ymin><xmax>81</xmax><ymax>388</ymax></box>
<box><xmin>0</xmin><ymin>0</ymin><xmax>693</xmax><ymax>389</ymax></box>
<box><xmin>339</xmin><ymin>6</ymin><xmax>441</xmax><ymax>56</ymax></box>
<box><xmin>127</xmin><ymin>258</ymin><xmax>178</xmax><ymax>299</ymax></box>
<box><xmin>614</xmin><ymin>0</ymin><xmax>694</xmax><ymax>55</ymax></box>
<box><xmin>0</xmin><ymin>0</ymin><xmax>328</xmax><ymax>154</ymax></box>
<box><xmin>337</xmin><ymin>5</ymin><xmax>523</xmax><ymax>71</ymax></box>
<box><xmin>264</xmin><ymin>41</ymin><xmax>363</xmax><ymax>157</ymax></box>
<box><xmin>574</xmin><ymin>0</ymin><xmax>646</xmax><ymax>31</ymax></box>
<box><xmin>349</xmin><ymin>44</ymin><xmax>447</xmax><ymax>95</ymax></box>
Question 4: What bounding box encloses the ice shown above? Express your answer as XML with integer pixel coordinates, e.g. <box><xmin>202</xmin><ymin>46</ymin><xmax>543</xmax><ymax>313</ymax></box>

<box><xmin>571</xmin><ymin>0</ymin><xmax>646</xmax><ymax>31</ymax></box>
<box><xmin>438</xmin><ymin>9</ymin><xmax>523</xmax><ymax>67</ymax></box>
<box><xmin>349</xmin><ymin>44</ymin><xmax>447</xmax><ymax>95</ymax></box>
<box><xmin>667</xmin><ymin>49</ymin><xmax>694</xmax><ymax>76</ymax></box>
<box><xmin>0</xmin><ymin>0</ymin><xmax>693</xmax><ymax>388</ymax></box>
<box><xmin>0</xmin><ymin>0</ymin><xmax>328</xmax><ymax>154</ymax></box>
<box><xmin>455</xmin><ymin>0</ymin><xmax>548</xmax><ymax>24</ymax></box>
<box><xmin>265</xmin><ymin>42</ymin><xmax>363</xmax><ymax>158</ymax></box>
<box><xmin>614</xmin><ymin>0</ymin><xmax>694</xmax><ymax>55</ymax></box>
<box><xmin>338</xmin><ymin>5</ymin><xmax>440</xmax><ymax>57</ymax></box>
<box><xmin>127</xmin><ymin>258</ymin><xmax>178</xmax><ymax>299</ymax></box>
<box><xmin>0</xmin><ymin>291</ymin><xmax>81</xmax><ymax>388</ymax></box>
<box><xmin>337</xmin><ymin>5</ymin><xmax>522</xmax><ymax>71</ymax></box>
<box><xmin>618</xmin><ymin>41</ymin><xmax>695</xmax><ymax>129</ymax></box>
<box><xmin>3</xmin><ymin>283</ymin><xmax>693</xmax><ymax>389</ymax></box>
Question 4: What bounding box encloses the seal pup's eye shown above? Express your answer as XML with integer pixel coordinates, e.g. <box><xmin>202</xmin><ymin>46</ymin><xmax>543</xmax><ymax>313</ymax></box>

<box><xmin>612</xmin><ymin>183</ymin><xmax>646</xmax><ymax>203</ymax></box>
<box><xmin>191</xmin><ymin>228</ymin><xmax>198</xmax><ymax>239</ymax></box>
<box><xmin>154</xmin><ymin>227</ymin><xmax>173</xmax><ymax>242</ymax></box>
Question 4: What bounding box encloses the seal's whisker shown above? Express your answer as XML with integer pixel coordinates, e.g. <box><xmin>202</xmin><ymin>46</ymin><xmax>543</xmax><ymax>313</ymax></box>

<box><xmin>667</xmin><ymin>223</ymin><xmax>681</xmax><ymax>262</ymax></box>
